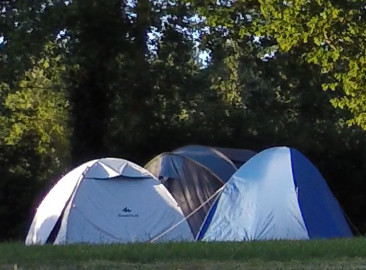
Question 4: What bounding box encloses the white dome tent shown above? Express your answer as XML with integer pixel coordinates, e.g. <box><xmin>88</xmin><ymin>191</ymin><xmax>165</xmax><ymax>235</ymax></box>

<box><xmin>25</xmin><ymin>158</ymin><xmax>193</xmax><ymax>245</ymax></box>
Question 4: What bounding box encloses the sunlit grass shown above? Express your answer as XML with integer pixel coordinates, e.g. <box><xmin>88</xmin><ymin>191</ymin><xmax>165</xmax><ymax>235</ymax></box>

<box><xmin>1</xmin><ymin>238</ymin><xmax>365</xmax><ymax>269</ymax></box>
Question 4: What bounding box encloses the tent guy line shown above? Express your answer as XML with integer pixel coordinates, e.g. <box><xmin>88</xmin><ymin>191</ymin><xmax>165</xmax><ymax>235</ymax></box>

<box><xmin>150</xmin><ymin>185</ymin><xmax>225</xmax><ymax>243</ymax></box>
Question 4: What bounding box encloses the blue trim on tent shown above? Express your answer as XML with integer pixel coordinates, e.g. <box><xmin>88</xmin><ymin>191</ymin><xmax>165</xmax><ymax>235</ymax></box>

<box><xmin>196</xmin><ymin>196</ymin><xmax>220</xmax><ymax>240</ymax></box>
<box><xmin>290</xmin><ymin>148</ymin><xmax>352</xmax><ymax>238</ymax></box>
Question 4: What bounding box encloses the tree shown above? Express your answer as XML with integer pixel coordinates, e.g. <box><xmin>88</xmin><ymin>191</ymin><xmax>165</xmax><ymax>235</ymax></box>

<box><xmin>0</xmin><ymin>42</ymin><xmax>70</xmax><ymax>240</ymax></box>
<box><xmin>186</xmin><ymin>0</ymin><xmax>366</xmax><ymax>129</ymax></box>
<box><xmin>0</xmin><ymin>0</ymin><xmax>68</xmax><ymax>82</ymax></box>
<box><xmin>106</xmin><ymin>0</ymin><xmax>218</xmax><ymax>161</ymax></box>
<box><xmin>60</xmin><ymin>0</ymin><xmax>131</xmax><ymax>163</ymax></box>
<box><xmin>252</xmin><ymin>0</ymin><xmax>366</xmax><ymax>129</ymax></box>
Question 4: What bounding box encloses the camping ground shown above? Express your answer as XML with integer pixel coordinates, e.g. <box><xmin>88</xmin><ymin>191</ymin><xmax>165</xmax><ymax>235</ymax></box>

<box><xmin>1</xmin><ymin>0</ymin><xmax>366</xmax><ymax>247</ymax></box>
<box><xmin>1</xmin><ymin>238</ymin><xmax>366</xmax><ymax>269</ymax></box>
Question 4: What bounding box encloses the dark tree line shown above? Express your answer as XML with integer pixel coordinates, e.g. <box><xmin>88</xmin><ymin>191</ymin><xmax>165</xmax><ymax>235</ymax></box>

<box><xmin>0</xmin><ymin>0</ymin><xmax>365</xmax><ymax>240</ymax></box>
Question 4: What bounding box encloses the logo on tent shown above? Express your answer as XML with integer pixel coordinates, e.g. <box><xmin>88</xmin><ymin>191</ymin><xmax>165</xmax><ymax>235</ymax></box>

<box><xmin>122</xmin><ymin>207</ymin><xmax>131</xmax><ymax>213</ymax></box>
<box><xmin>118</xmin><ymin>206</ymin><xmax>139</xmax><ymax>218</ymax></box>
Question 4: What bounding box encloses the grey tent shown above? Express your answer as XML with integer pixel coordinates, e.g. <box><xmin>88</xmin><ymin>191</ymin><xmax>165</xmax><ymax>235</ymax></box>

<box><xmin>173</xmin><ymin>145</ymin><xmax>237</xmax><ymax>182</ymax></box>
<box><xmin>214</xmin><ymin>147</ymin><xmax>257</xmax><ymax>168</ymax></box>
<box><xmin>145</xmin><ymin>153</ymin><xmax>224</xmax><ymax>238</ymax></box>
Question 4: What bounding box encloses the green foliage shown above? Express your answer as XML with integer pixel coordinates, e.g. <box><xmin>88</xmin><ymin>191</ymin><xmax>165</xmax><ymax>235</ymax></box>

<box><xmin>253</xmin><ymin>0</ymin><xmax>366</xmax><ymax>129</ymax></box>
<box><xmin>187</xmin><ymin>0</ymin><xmax>366</xmax><ymax>129</ymax></box>
<box><xmin>1</xmin><ymin>42</ymin><xmax>69</xmax><ymax>167</ymax></box>
<box><xmin>0</xmin><ymin>42</ymin><xmax>70</xmax><ymax>240</ymax></box>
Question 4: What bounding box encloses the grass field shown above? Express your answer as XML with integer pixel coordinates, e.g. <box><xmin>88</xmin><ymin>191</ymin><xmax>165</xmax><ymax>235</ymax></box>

<box><xmin>1</xmin><ymin>238</ymin><xmax>366</xmax><ymax>269</ymax></box>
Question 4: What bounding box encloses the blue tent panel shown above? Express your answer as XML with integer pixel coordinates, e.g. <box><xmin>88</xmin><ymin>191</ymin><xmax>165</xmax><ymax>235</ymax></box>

<box><xmin>290</xmin><ymin>148</ymin><xmax>352</xmax><ymax>238</ymax></box>
<box><xmin>198</xmin><ymin>147</ymin><xmax>310</xmax><ymax>241</ymax></box>
<box><xmin>173</xmin><ymin>145</ymin><xmax>237</xmax><ymax>183</ymax></box>
<box><xmin>214</xmin><ymin>147</ymin><xmax>257</xmax><ymax>168</ymax></box>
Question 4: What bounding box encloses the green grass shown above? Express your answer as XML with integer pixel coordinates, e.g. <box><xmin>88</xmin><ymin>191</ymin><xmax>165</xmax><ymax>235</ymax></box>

<box><xmin>1</xmin><ymin>238</ymin><xmax>366</xmax><ymax>269</ymax></box>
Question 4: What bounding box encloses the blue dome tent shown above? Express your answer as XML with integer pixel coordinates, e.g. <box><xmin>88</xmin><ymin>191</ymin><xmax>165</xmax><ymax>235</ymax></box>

<box><xmin>197</xmin><ymin>147</ymin><xmax>352</xmax><ymax>241</ymax></box>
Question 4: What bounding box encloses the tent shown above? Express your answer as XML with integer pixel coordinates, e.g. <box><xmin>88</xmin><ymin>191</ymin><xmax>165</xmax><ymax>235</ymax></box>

<box><xmin>173</xmin><ymin>145</ymin><xmax>237</xmax><ymax>182</ymax></box>
<box><xmin>25</xmin><ymin>158</ymin><xmax>193</xmax><ymax>245</ymax></box>
<box><xmin>198</xmin><ymin>147</ymin><xmax>352</xmax><ymax>241</ymax></box>
<box><xmin>214</xmin><ymin>146</ymin><xmax>257</xmax><ymax>168</ymax></box>
<box><xmin>145</xmin><ymin>153</ymin><xmax>224</xmax><ymax>238</ymax></box>
<box><xmin>173</xmin><ymin>145</ymin><xmax>257</xmax><ymax>179</ymax></box>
